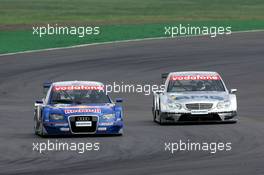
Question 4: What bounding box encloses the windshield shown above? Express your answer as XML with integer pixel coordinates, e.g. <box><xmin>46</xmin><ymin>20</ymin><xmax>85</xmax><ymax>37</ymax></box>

<box><xmin>167</xmin><ymin>79</ymin><xmax>225</xmax><ymax>92</ymax></box>
<box><xmin>49</xmin><ymin>87</ymin><xmax>111</xmax><ymax>104</ymax></box>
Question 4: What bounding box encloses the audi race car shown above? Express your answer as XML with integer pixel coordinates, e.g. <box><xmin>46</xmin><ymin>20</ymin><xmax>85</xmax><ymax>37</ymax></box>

<box><xmin>34</xmin><ymin>81</ymin><xmax>124</xmax><ymax>136</ymax></box>
<box><xmin>153</xmin><ymin>71</ymin><xmax>238</xmax><ymax>124</ymax></box>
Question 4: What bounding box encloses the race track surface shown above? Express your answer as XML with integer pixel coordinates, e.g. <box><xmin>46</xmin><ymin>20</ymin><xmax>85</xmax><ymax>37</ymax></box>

<box><xmin>0</xmin><ymin>32</ymin><xmax>264</xmax><ymax>175</ymax></box>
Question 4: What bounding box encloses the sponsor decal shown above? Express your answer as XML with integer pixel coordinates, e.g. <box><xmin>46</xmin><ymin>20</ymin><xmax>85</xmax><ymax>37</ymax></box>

<box><xmin>170</xmin><ymin>75</ymin><xmax>221</xmax><ymax>81</ymax></box>
<box><xmin>175</xmin><ymin>95</ymin><xmax>224</xmax><ymax>100</ymax></box>
<box><xmin>191</xmin><ymin>110</ymin><xmax>209</xmax><ymax>115</ymax></box>
<box><xmin>76</xmin><ymin>121</ymin><xmax>92</xmax><ymax>127</ymax></box>
<box><xmin>54</xmin><ymin>85</ymin><xmax>104</xmax><ymax>91</ymax></box>
<box><xmin>99</xmin><ymin>122</ymin><xmax>114</xmax><ymax>126</ymax></box>
<box><xmin>65</xmin><ymin>106</ymin><xmax>95</xmax><ymax>109</ymax></box>
<box><xmin>64</xmin><ymin>108</ymin><xmax>101</xmax><ymax>114</ymax></box>
<box><xmin>55</xmin><ymin>105</ymin><xmax>97</xmax><ymax>109</ymax></box>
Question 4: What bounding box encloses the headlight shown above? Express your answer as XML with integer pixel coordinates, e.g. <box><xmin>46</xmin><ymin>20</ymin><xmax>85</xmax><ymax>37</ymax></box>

<box><xmin>217</xmin><ymin>101</ymin><xmax>231</xmax><ymax>109</ymax></box>
<box><xmin>49</xmin><ymin>114</ymin><xmax>64</xmax><ymax>120</ymax></box>
<box><xmin>167</xmin><ymin>103</ymin><xmax>182</xmax><ymax>110</ymax></box>
<box><xmin>102</xmin><ymin>114</ymin><xmax>115</xmax><ymax>120</ymax></box>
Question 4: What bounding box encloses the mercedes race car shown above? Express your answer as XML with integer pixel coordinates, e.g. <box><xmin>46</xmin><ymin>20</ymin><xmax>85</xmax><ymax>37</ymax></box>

<box><xmin>34</xmin><ymin>81</ymin><xmax>124</xmax><ymax>136</ymax></box>
<box><xmin>152</xmin><ymin>71</ymin><xmax>237</xmax><ymax>124</ymax></box>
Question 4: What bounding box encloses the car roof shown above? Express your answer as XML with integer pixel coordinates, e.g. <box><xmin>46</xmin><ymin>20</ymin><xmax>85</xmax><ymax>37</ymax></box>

<box><xmin>52</xmin><ymin>81</ymin><xmax>104</xmax><ymax>86</ymax></box>
<box><xmin>169</xmin><ymin>71</ymin><xmax>219</xmax><ymax>76</ymax></box>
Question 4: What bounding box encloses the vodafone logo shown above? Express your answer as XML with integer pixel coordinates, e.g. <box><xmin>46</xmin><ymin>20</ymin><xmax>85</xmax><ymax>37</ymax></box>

<box><xmin>170</xmin><ymin>75</ymin><xmax>221</xmax><ymax>81</ymax></box>
<box><xmin>54</xmin><ymin>85</ymin><xmax>104</xmax><ymax>91</ymax></box>
<box><xmin>64</xmin><ymin>108</ymin><xmax>101</xmax><ymax>114</ymax></box>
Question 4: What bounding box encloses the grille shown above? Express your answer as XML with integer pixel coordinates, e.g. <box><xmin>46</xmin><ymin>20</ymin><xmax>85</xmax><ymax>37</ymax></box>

<box><xmin>186</xmin><ymin>103</ymin><xmax>213</xmax><ymax>110</ymax></box>
<box><xmin>69</xmin><ymin>116</ymin><xmax>98</xmax><ymax>133</ymax></box>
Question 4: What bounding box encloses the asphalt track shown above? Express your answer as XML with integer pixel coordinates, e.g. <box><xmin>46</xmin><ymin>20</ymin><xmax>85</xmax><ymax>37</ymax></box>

<box><xmin>0</xmin><ymin>32</ymin><xmax>264</xmax><ymax>175</ymax></box>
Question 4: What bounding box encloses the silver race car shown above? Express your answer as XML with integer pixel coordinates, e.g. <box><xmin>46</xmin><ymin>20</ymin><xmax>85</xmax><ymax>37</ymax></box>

<box><xmin>152</xmin><ymin>71</ymin><xmax>237</xmax><ymax>124</ymax></box>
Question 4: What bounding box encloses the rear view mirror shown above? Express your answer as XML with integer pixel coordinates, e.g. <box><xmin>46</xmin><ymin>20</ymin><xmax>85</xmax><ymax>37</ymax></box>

<box><xmin>115</xmin><ymin>98</ymin><xmax>123</xmax><ymax>103</ymax></box>
<box><xmin>161</xmin><ymin>73</ymin><xmax>169</xmax><ymax>84</ymax></box>
<box><xmin>155</xmin><ymin>90</ymin><xmax>164</xmax><ymax>95</ymax></box>
<box><xmin>43</xmin><ymin>81</ymin><xmax>52</xmax><ymax>96</ymax></box>
<box><xmin>35</xmin><ymin>100</ymin><xmax>43</xmax><ymax>104</ymax></box>
<box><xmin>230</xmin><ymin>89</ymin><xmax>237</xmax><ymax>94</ymax></box>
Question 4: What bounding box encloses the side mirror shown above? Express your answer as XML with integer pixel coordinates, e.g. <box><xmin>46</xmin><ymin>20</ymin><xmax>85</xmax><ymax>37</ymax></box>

<box><xmin>230</xmin><ymin>89</ymin><xmax>237</xmax><ymax>94</ymax></box>
<box><xmin>115</xmin><ymin>98</ymin><xmax>123</xmax><ymax>103</ymax></box>
<box><xmin>155</xmin><ymin>90</ymin><xmax>164</xmax><ymax>95</ymax></box>
<box><xmin>161</xmin><ymin>73</ymin><xmax>169</xmax><ymax>84</ymax></box>
<box><xmin>35</xmin><ymin>100</ymin><xmax>43</xmax><ymax>104</ymax></box>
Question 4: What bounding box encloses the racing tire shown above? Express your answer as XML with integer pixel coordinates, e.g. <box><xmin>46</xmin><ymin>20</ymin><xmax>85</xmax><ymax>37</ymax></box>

<box><xmin>152</xmin><ymin>107</ymin><xmax>155</xmax><ymax>121</ymax></box>
<box><xmin>34</xmin><ymin>115</ymin><xmax>39</xmax><ymax>135</ymax></box>
<box><xmin>152</xmin><ymin>97</ymin><xmax>156</xmax><ymax>122</ymax></box>
<box><xmin>158</xmin><ymin>112</ymin><xmax>165</xmax><ymax>125</ymax></box>
<box><xmin>116</xmin><ymin>128</ymin><xmax>124</xmax><ymax>136</ymax></box>
<box><xmin>155</xmin><ymin>110</ymin><xmax>165</xmax><ymax>125</ymax></box>
<box><xmin>34</xmin><ymin>116</ymin><xmax>47</xmax><ymax>137</ymax></box>
<box><xmin>153</xmin><ymin>109</ymin><xmax>157</xmax><ymax>122</ymax></box>
<box><xmin>153</xmin><ymin>110</ymin><xmax>160</xmax><ymax>123</ymax></box>
<box><xmin>38</xmin><ymin>123</ymin><xmax>47</xmax><ymax>137</ymax></box>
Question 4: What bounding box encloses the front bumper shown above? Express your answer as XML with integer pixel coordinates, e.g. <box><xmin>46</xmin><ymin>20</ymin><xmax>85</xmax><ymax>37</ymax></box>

<box><xmin>43</xmin><ymin>121</ymin><xmax>123</xmax><ymax>135</ymax></box>
<box><xmin>160</xmin><ymin>111</ymin><xmax>237</xmax><ymax>123</ymax></box>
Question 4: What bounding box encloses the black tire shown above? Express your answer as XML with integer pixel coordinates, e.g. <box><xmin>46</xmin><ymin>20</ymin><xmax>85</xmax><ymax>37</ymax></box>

<box><xmin>158</xmin><ymin>112</ymin><xmax>164</xmax><ymax>125</ymax></box>
<box><xmin>153</xmin><ymin>108</ymin><xmax>156</xmax><ymax>122</ymax></box>
<box><xmin>38</xmin><ymin>123</ymin><xmax>46</xmax><ymax>137</ymax></box>
<box><xmin>34</xmin><ymin>115</ymin><xmax>39</xmax><ymax>135</ymax></box>
<box><xmin>157</xmin><ymin>100</ymin><xmax>164</xmax><ymax>125</ymax></box>
<box><xmin>153</xmin><ymin>97</ymin><xmax>165</xmax><ymax>125</ymax></box>
<box><xmin>117</xmin><ymin>128</ymin><xmax>124</xmax><ymax>136</ymax></box>
<box><xmin>154</xmin><ymin>110</ymin><xmax>160</xmax><ymax>123</ymax></box>
<box><xmin>153</xmin><ymin>110</ymin><xmax>159</xmax><ymax>123</ymax></box>
<box><xmin>152</xmin><ymin>97</ymin><xmax>156</xmax><ymax>122</ymax></box>
<box><xmin>34</xmin><ymin>115</ymin><xmax>47</xmax><ymax>137</ymax></box>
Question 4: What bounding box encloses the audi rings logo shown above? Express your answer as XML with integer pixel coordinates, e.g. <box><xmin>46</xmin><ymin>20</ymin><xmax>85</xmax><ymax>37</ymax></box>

<box><xmin>77</xmin><ymin>117</ymin><xmax>90</xmax><ymax>121</ymax></box>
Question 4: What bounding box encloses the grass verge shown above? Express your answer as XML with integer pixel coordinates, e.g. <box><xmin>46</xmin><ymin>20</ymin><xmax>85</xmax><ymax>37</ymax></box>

<box><xmin>1</xmin><ymin>20</ymin><xmax>264</xmax><ymax>54</ymax></box>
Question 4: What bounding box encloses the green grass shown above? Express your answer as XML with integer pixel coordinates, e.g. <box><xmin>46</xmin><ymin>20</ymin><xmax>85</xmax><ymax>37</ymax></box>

<box><xmin>1</xmin><ymin>0</ymin><xmax>264</xmax><ymax>25</ymax></box>
<box><xmin>1</xmin><ymin>20</ymin><xmax>264</xmax><ymax>54</ymax></box>
<box><xmin>0</xmin><ymin>0</ymin><xmax>264</xmax><ymax>54</ymax></box>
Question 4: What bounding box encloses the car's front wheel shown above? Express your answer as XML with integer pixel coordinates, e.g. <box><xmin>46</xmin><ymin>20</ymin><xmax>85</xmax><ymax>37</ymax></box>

<box><xmin>158</xmin><ymin>112</ymin><xmax>165</xmax><ymax>125</ymax></box>
<box><xmin>34</xmin><ymin>115</ymin><xmax>39</xmax><ymax>135</ymax></box>
<box><xmin>154</xmin><ymin>110</ymin><xmax>165</xmax><ymax>125</ymax></box>
<box><xmin>34</xmin><ymin>116</ymin><xmax>47</xmax><ymax>137</ymax></box>
<box><xmin>153</xmin><ymin>109</ymin><xmax>157</xmax><ymax>122</ymax></box>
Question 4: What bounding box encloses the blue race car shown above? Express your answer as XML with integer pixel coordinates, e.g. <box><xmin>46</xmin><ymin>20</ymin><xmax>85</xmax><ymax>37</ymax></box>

<box><xmin>34</xmin><ymin>81</ymin><xmax>124</xmax><ymax>137</ymax></box>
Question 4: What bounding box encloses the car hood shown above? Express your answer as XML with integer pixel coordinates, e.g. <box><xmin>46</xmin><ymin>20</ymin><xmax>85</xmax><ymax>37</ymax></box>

<box><xmin>49</xmin><ymin>103</ymin><xmax>115</xmax><ymax>115</ymax></box>
<box><xmin>167</xmin><ymin>91</ymin><xmax>229</xmax><ymax>103</ymax></box>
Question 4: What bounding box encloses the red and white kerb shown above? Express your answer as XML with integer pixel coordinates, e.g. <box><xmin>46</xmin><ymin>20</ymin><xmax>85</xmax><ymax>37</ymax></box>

<box><xmin>170</xmin><ymin>75</ymin><xmax>221</xmax><ymax>81</ymax></box>
<box><xmin>53</xmin><ymin>85</ymin><xmax>104</xmax><ymax>91</ymax></box>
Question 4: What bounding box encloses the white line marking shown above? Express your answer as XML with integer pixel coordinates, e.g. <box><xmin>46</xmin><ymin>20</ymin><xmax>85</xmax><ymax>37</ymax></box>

<box><xmin>0</xmin><ymin>29</ymin><xmax>264</xmax><ymax>57</ymax></box>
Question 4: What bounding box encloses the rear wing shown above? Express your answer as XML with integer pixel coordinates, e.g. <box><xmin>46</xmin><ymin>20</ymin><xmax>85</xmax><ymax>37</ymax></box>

<box><xmin>161</xmin><ymin>73</ymin><xmax>169</xmax><ymax>84</ymax></box>
<box><xmin>43</xmin><ymin>81</ymin><xmax>52</xmax><ymax>96</ymax></box>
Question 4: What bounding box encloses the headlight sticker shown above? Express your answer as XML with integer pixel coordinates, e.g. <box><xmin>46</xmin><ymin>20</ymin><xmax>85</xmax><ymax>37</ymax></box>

<box><xmin>102</xmin><ymin>114</ymin><xmax>115</xmax><ymax>120</ymax></box>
